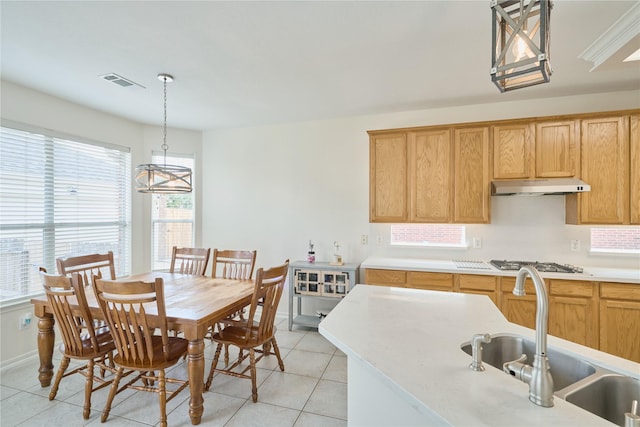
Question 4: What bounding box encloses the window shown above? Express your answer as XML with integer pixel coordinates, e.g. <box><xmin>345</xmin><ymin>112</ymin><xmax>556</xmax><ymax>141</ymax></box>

<box><xmin>590</xmin><ymin>227</ymin><xmax>640</xmax><ymax>254</ymax></box>
<box><xmin>390</xmin><ymin>224</ymin><xmax>466</xmax><ymax>247</ymax></box>
<box><xmin>0</xmin><ymin>123</ymin><xmax>131</xmax><ymax>305</ymax></box>
<box><xmin>151</xmin><ymin>153</ymin><xmax>194</xmax><ymax>270</ymax></box>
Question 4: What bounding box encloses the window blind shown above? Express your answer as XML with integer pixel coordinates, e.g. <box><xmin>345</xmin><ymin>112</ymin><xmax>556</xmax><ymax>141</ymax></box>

<box><xmin>0</xmin><ymin>125</ymin><xmax>131</xmax><ymax>304</ymax></box>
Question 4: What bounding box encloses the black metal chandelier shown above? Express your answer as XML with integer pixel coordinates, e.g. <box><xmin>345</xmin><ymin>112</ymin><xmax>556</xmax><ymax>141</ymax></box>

<box><xmin>135</xmin><ymin>74</ymin><xmax>192</xmax><ymax>193</ymax></box>
<box><xmin>491</xmin><ymin>0</ymin><xmax>552</xmax><ymax>92</ymax></box>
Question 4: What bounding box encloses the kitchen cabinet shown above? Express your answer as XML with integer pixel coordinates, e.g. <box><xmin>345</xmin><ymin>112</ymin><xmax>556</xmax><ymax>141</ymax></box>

<box><xmin>364</xmin><ymin>269</ymin><xmax>454</xmax><ymax>292</ymax></box>
<box><xmin>369</xmin><ymin>132</ymin><xmax>407</xmax><ymax>222</ymax></box>
<box><xmin>288</xmin><ymin>261</ymin><xmax>359</xmax><ymax>330</ymax></box>
<box><xmin>409</xmin><ymin>129</ymin><xmax>452</xmax><ymax>222</ymax></box>
<box><xmin>492</xmin><ymin>122</ymin><xmax>533</xmax><ymax>179</ymax></box>
<box><xmin>599</xmin><ymin>282</ymin><xmax>640</xmax><ymax>363</ymax></box>
<box><xmin>407</xmin><ymin>271</ymin><xmax>454</xmax><ymax>291</ymax></box>
<box><xmin>500</xmin><ymin>276</ymin><xmax>538</xmax><ymax>330</ymax></box>
<box><xmin>457</xmin><ymin>274</ymin><xmax>499</xmax><ymax>308</ymax></box>
<box><xmin>548</xmin><ymin>279</ymin><xmax>598</xmax><ymax>349</ymax></box>
<box><xmin>368</xmin><ymin>126</ymin><xmax>489</xmax><ymax>224</ymax></box>
<box><xmin>453</xmin><ymin>126</ymin><xmax>490</xmax><ymax>223</ymax></box>
<box><xmin>631</xmin><ymin>114</ymin><xmax>640</xmax><ymax>224</ymax></box>
<box><xmin>492</xmin><ymin>120</ymin><xmax>577</xmax><ymax>180</ymax></box>
<box><xmin>567</xmin><ymin>115</ymin><xmax>629</xmax><ymax>224</ymax></box>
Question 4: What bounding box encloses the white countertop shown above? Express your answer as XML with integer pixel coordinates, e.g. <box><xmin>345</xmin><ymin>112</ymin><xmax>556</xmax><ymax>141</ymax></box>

<box><xmin>319</xmin><ymin>284</ymin><xmax>640</xmax><ymax>426</ymax></box>
<box><xmin>361</xmin><ymin>256</ymin><xmax>640</xmax><ymax>284</ymax></box>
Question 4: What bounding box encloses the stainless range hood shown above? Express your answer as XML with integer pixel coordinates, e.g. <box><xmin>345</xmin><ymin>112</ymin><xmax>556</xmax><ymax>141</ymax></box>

<box><xmin>491</xmin><ymin>178</ymin><xmax>591</xmax><ymax>196</ymax></box>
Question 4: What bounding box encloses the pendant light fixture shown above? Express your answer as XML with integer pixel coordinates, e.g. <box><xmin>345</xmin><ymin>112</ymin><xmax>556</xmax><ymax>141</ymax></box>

<box><xmin>491</xmin><ymin>0</ymin><xmax>552</xmax><ymax>92</ymax></box>
<box><xmin>135</xmin><ymin>73</ymin><xmax>192</xmax><ymax>193</ymax></box>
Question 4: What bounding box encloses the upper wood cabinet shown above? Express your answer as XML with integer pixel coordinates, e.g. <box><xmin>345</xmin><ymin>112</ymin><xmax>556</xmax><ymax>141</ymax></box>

<box><xmin>567</xmin><ymin>116</ymin><xmax>629</xmax><ymax>224</ymax></box>
<box><xmin>535</xmin><ymin>120</ymin><xmax>579</xmax><ymax>178</ymax></box>
<box><xmin>492</xmin><ymin>120</ymin><xmax>577</xmax><ymax>180</ymax></box>
<box><xmin>492</xmin><ymin>122</ymin><xmax>533</xmax><ymax>179</ymax></box>
<box><xmin>631</xmin><ymin>115</ymin><xmax>640</xmax><ymax>224</ymax></box>
<box><xmin>369</xmin><ymin>126</ymin><xmax>488</xmax><ymax>223</ymax></box>
<box><xmin>369</xmin><ymin>133</ymin><xmax>407</xmax><ymax>222</ymax></box>
<box><xmin>409</xmin><ymin>129</ymin><xmax>452</xmax><ymax>222</ymax></box>
<box><xmin>453</xmin><ymin>127</ymin><xmax>490</xmax><ymax>223</ymax></box>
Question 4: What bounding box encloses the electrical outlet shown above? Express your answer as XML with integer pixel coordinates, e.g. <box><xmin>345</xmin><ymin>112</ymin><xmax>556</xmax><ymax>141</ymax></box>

<box><xmin>376</xmin><ymin>235</ymin><xmax>384</xmax><ymax>245</ymax></box>
<box><xmin>19</xmin><ymin>312</ymin><xmax>32</xmax><ymax>330</ymax></box>
<box><xmin>570</xmin><ymin>239</ymin><xmax>581</xmax><ymax>251</ymax></box>
<box><xmin>361</xmin><ymin>235</ymin><xmax>368</xmax><ymax>245</ymax></box>
<box><xmin>473</xmin><ymin>237</ymin><xmax>482</xmax><ymax>249</ymax></box>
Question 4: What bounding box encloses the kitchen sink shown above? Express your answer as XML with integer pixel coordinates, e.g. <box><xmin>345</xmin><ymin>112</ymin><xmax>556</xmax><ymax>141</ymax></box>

<box><xmin>563</xmin><ymin>375</ymin><xmax>640</xmax><ymax>427</ymax></box>
<box><xmin>461</xmin><ymin>334</ymin><xmax>596</xmax><ymax>391</ymax></box>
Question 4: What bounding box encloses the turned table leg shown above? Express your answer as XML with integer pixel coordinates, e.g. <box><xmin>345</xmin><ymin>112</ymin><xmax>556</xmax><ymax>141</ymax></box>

<box><xmin>37</xmin><ymin>314</ymin><xmax>55</xmax><ymax>387</ymax></box>
<box><xmin>187</xmin><ymin>338</ymin><xmax>205</xmax><ymax>425</ymax></box>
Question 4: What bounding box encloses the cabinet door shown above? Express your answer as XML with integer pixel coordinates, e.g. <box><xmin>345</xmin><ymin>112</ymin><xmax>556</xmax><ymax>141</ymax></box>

<box><xmin>458</xmin><ymin>274</ymin><xmax>499</xmax><ymax>308</ymax></box>
<box><xmin>492</xmin><ymin>123</ymin><xmax>532</xmax><ymax>179</ymax></box>
<box><xmin>364</xmin><ymin>269</ymin><xmax>407</xmax><ymax>287</ymax></box>
<box><xmin>370</xmin><ymin>133</ymin><xmax>407</xmax><ymax>222</ymax></box>
<box><xmin>500</xmin><ymin>277</ymin><xmax>537</xmax><ymax>329</ymax></box>
<box><xmin>453</xmin><ymin>127</ymin><xmax>490</xmax><ymax>223</ymax></box>
<box><xmin>579</xmin><ymin>116</ymin><xmax>629</xmax><ymax>224</ymax></box>
<box><xmin>535</xmin><ymin>120</ymin><xmax>578</xmax><ymax>178</ymax></box>
<box><xmin>409</xmin><ymin>129</ymin><xmax>452</xmax><ymax>222</ymax></box>
<box><xmin>599</xmin><ymin>282</ymin><xmax>640</xmax><ymax>362</ymax></box>
<box><xmin>631</xmin><ymin>115</ymin><xmax>640</xmax><ymax>224</ymax></box>
<box><xmin>549</xmin><ymin>280</ymin><xmax>597</xmax><ymax>348</ymax></box>
<box><xmin>407</xmin><ymin>271</ymin><xmax>454</xmax><ymax>291</ymax></box>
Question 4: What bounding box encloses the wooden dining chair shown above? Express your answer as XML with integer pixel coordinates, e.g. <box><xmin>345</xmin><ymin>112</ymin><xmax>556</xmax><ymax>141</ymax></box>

<box><xmin>56</xmin><ymin>251</ymin><xmax>116</xmax><ymax>286</ymax></box>
<box><xmin>205</xmin><ymin>260</ymin><xmax>289</xmax><ymax>402</ymax></box>
<box><xmin>169</xmin><ymin>246</ymin><xmax>211</xmax><ymax>275</ymax></box>
<box><xmin>211</xmin><ymin>249</ymin><xmax>257</xmax><ymax>280</ymax></box>
<box><xmin>93</xmin><ymin>277</ymin><xmax>189</xmax><ymax>427</ymax></box>
<box><xmin>40</xmin><ymin>271</ymin><xmax>117</xmax><ymax>420</ymax></box>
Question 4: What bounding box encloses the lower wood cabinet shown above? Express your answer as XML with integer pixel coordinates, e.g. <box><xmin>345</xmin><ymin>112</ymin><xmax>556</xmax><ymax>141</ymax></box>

<box><xmin>500</xmin><ymin>277</ymin><xmax>537</xmax><ymax>330</ymax></box>
<box><xmin>458</xmin><ymin>274</ymin><xmax>499</xmax><ymax>307</ymax></box>
<box><xmin>548</xmin><ymin>279</ymin><xmax>598</xmax><ymax>349</ymax></box>
<box><xmin>407</xmin><ymin>271</ymin><xmax>454</xmax><ymax>291</ymax></box>
<box><xmin>599</xmin><ymin>282</ymin><xmax>640</xmax><ymax>362</ymax></box>
<box><xmin>364</xmin><ymin>269</ymin><xmax>407</xmax><ymax>287</ymax></box>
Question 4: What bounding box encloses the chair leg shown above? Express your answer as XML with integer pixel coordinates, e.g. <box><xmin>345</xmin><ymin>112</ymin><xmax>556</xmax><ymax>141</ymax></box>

<box><xmin>271</xmin><ymin>337</ymin><xmax>285</xmax><ymax>371</ymax></box>
<box><xmin>158</xmin><ymin>369</ymin><xmax>167</xmax><ymax>427</ymax></box>
<box><xmin>224</xmin><ymin>343</ymin><xmax>230</xmax><ymax>366</ymax></box>
<box><xmin>249</xmin><ymin>348</ymin><xmax>258</xmax><ymax>402</ymax></box>
<box><xmin>83</xmin><ymin>359</ymin><xmax>94</xmax><ymax>419</ymax></box>
<box><xmin>205</xmin><ymin>342</ymin><xmax>223</xmax><ymax>391</ymax></box>
<box><xmin>102</xmin><ymin>367</ymin><xmax>123</xmax><ymax>423</ymax></box>
<box><xmin>49</xmin><ymin>356</ymin><xmax>70</xmax><ymax>400</ymax></box>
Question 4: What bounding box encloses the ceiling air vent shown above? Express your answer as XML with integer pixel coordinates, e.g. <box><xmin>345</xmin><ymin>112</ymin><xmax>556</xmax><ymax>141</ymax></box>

<box><xmin>99</xmin><ymin>73</ymin><xmax>145</xmax><ymax>89</ymax></box>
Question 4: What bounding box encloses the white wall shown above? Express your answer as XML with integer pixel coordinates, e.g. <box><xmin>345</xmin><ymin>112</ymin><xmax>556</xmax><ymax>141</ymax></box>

<box><xmin>202</xmin><ymin>90</ymin><xmax>640</xmax><ymax>316</ymax></box>
<box><xmin>0</xmin><ymin>80</ymin><xmax>203</xmax><ymax>366</ymax></box>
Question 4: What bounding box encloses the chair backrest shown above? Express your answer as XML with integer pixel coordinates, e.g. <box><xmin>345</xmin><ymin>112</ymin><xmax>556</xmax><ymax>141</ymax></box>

<box><xmin>40</xmin><ymin>271</ymin><xmax>103</xmax><ymax>357</ymax></box>
<box><xmin>211</xmin><ymin>249</ymin><xmax>257</xmax><ymax>280</ymax></box>
<box><xmin>93</xmin><ymin>277</ymin><xmax>169</xmax><ymax>365</ymax></box>
<box><xmin>245</xmin><ymin>260</ymin><xmax>289</xmax><ymax>342</ymax></box>
<box><xmin>169</xmin><ymin>247</ymin><xmax>211</xmax><ymax>275</ymax></box>
<box><xmin>56</xmin><ymin>252</ymin><xmax>116</xmax><ymax>287</ymax></box>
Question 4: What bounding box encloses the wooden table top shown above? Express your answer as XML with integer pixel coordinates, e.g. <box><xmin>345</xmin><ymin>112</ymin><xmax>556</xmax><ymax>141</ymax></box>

<box><xmin>32</xmin><ymin>272</ymin><xmax>255</xmax><ymax>340</ymax></box>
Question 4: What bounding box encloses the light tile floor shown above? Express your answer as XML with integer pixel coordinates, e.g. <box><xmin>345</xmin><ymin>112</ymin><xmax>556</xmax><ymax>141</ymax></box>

<box><xmin>0</xmin><ymin>319</ymin><xmax>347</xmax><ymax>427</ymax></box>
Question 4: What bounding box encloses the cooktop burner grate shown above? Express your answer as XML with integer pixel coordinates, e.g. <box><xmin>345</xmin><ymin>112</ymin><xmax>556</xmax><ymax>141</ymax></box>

<box><xmin>490</xmin><ymin>260</ymin><xmax>582</xmax><ymax>273</ymax></box>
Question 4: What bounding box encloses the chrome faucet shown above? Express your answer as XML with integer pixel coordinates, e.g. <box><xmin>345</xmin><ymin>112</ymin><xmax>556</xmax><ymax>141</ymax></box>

<box><xmin>469</xmin><ymin>333</ymin><xmax>492</xmax><ymax>371</ymax></box>
<box><xmin>503</xmin><ymin>266</ymin><xmax>554</xmax><ymax>407</ymax></box>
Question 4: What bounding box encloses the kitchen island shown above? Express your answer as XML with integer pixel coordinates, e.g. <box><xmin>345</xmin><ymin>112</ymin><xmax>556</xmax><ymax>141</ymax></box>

<box><xmin>319</xmin><ymin>284</ymin><xmax>640</xmax><ymax>426</ymax></box>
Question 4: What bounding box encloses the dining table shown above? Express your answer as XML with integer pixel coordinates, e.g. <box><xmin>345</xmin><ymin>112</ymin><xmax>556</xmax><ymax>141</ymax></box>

<box><xmin>30</xmin><ymin>271</ymin><xmax>255</xmax><ymax>425</ymax></box>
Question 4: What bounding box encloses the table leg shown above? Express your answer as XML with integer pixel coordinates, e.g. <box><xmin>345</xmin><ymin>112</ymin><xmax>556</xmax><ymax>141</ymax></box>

<box><xmin>187</xmin><ymin>338</ymin><xmax>205</xmax><ymax>425</ymax></box>
<box><xmin>37</xmin><ymin>314</ymin><xmax>55</xmax><ymax>387</ymax></box>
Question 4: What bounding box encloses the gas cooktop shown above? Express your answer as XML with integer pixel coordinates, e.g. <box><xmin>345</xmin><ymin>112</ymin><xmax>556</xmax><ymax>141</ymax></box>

<box><xmin>489</xmin><ymin>260</ymin><xmax>583</xmax><ymax>274</ymax></box>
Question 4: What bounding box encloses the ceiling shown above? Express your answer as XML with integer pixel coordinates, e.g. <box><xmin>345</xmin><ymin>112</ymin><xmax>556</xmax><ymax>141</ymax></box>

<box><xmin>1</xmin><ymin>1</ymin><xmax>639</xmax><ymax>131</ymax></box>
